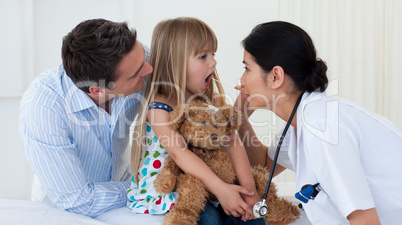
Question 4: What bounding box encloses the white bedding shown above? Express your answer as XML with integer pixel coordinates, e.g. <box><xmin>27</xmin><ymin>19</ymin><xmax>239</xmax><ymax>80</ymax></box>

<box><xmin>0</xmin><ymin>199</ymin><xmax>310</xmax><ymax>225</ymax></box>
<box><xmin>96</xmin><ymin>206</ymin><xmax>164</xmax><ymax>225</ymax></box>
<box><xmin>0</xmin><ymin>199</ymin><xmax>163</xmax><ymax>225</ymax></box>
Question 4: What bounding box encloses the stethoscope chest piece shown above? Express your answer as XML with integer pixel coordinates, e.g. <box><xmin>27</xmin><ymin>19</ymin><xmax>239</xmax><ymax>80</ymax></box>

<box><xmin>253</xmin><ymin>200</ymin><xmax>268</xmax><ymax>218</ymax></box>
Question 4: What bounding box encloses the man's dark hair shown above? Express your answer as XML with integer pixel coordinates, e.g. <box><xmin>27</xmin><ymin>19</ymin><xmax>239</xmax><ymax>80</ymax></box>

<box><xmin>61</xmin><ymin>18</ymin><xmax>137</xmax><ymax>91</ymax></box>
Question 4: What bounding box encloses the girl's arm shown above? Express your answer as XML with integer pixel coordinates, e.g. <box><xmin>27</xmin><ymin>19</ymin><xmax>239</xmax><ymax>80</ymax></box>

<box><xmin>348</xmin><ymin>208</ymin><xmax>381</xmax><ymax>225</ymax></box>
<box><xmin>148</xmin><ymin>108</ymin><xmax>254</xmax><ymax>218</ymax></box>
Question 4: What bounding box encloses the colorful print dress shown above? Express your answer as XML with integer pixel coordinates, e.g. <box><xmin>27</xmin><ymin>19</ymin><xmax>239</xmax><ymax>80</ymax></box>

<box><xmin>127</xmin><ymin>103</ymin><xmax>178</xmax><ymax>214</ymax></box>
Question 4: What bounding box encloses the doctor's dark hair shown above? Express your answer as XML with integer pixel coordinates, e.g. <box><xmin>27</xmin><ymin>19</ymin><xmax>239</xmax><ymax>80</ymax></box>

<box><xmin>242</xmin><ymin>21</ymin><xmax>328</xmax><ymax>92</ymax></box>
<box><xmin>61</xmin><ymin>18</ymin><xmax>137</xmax><ymax>91</ymax></box>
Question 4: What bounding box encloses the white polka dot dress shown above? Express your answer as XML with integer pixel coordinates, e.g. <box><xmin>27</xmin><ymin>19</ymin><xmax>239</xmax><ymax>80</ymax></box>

<box><xmin>127</xmin><ymin>121</ymin><xmax>178</xmax><ymax>214</ymax></box>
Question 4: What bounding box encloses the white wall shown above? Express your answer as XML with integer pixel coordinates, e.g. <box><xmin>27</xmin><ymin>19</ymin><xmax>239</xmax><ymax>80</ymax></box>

<box><xmin>0</xmin><ymin>0</ymin><xmax>144</xmax><ymax>200</ymax></box>
<box><xmin>1</xmin><ymin>0</ymin><xmax>401</xmax><ymax>200</ymax></box>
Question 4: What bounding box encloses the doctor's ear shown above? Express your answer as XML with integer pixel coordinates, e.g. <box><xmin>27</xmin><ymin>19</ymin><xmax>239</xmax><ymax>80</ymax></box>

<box><xmin>269</xmin><ymin>66</ymin><xmax>285</xmax><ymax>90</ymax></box>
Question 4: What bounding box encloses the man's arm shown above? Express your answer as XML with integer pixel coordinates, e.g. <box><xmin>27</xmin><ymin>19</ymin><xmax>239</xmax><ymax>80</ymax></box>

<box><xmin>20</xmin><ymin>102</ymin><xmax>128</xmax><ymax>218</ymax></box>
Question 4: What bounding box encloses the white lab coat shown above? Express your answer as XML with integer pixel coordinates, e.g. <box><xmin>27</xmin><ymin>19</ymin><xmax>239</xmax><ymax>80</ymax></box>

<box><xmin>268</xmin><ymin>91</ymin><xmax>402</xmax><ymax>225</ymax></box>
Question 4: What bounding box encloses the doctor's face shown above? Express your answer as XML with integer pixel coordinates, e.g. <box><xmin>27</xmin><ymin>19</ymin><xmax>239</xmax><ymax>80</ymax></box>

<box><xmin>239</xmin><ymin>50</ymin><xmax>272</xmax><ymax>109</ymax></box>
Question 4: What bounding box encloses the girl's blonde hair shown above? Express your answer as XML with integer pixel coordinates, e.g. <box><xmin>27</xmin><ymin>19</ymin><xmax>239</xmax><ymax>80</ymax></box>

<box><xmin>131</xmin><ymin>17</ymin><xmax>226</xmax><ymax>182</ymax></box>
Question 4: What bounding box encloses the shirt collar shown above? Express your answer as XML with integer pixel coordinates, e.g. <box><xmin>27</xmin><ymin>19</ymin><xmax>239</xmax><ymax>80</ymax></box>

<box><xmin>60</xmin><ymin>68</ymin><xmax>97</xmax><ymax>113</ymax></box>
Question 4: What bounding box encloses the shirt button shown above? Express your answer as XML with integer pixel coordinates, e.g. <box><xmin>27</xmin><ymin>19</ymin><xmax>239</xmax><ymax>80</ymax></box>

<box><xmin>114</xmin><ymin>163</ymin><xmax>117</xmax><ymax>167</ymax></box>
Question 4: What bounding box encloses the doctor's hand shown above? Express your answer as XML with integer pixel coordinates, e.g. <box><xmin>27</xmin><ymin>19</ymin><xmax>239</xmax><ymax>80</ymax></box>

<box><xmin>234</xmin><ymin>85</ymin><xmax>254</xmax><ymax>119</ymax></box>
<box><xmin>214</xmin><ymin>182</ymin><xmax>254</xmax><ymax>218</ymax></box>
<box><xmin>241</xmin><ymin>192</ymin><xmax>260</xmax><ymax>221</ymax></box>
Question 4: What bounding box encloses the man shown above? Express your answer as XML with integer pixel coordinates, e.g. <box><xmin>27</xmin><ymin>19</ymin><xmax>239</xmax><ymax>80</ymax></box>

<box><xmin>19</xmin><ymin>19</ymin><xmax>152</xmax><ymax>218</ymax></box>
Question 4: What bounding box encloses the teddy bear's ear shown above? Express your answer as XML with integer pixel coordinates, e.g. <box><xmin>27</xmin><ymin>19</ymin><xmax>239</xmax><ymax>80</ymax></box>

<box><xmin>220</xmin><ymin>106</ymin><xmax>242</xmax><ymax>134</ymax></box>
<box><xmin>170</xmin><ymin>104</ymin><xmax>189</xmax><ymax>130</ymax></box>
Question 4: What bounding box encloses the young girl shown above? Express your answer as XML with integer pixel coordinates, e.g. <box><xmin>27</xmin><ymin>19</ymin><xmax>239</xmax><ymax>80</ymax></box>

<box><xmin>127</xmin><ymin>17</ymin><xmax>265</xmax><ymax>225</ymax></box>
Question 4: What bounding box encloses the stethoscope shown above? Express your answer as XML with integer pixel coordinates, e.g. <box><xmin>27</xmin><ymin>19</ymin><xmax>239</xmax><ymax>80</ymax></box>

<box><xmin>253</xmin><ymin>94</ymin><xmax>303</xmax><ymax>218</ymax></box>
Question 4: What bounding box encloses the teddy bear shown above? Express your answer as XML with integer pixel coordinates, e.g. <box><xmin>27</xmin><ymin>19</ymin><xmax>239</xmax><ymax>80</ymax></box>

<box><xmin>154</xmin><ymin>97</ymin><xmax>300</xmax><ymax>225</ymax></box>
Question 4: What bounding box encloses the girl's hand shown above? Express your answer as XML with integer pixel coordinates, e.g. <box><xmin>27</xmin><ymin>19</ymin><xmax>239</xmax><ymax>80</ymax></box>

<box><xmin>214</xmin><ymin>182</ymin><xmax>254</xmax><ymax>218</ymax></box>
<box><xmin>234</xmin><ymin>85</ymin><xmax>254</xmax><ymax>119</ymax></box>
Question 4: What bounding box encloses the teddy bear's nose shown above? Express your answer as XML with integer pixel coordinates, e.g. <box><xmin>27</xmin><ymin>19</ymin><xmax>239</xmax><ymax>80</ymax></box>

<box><xmin>211</xmin><ymin>134</ymin><xmax>218</xmax><ymax>141</ymax></box>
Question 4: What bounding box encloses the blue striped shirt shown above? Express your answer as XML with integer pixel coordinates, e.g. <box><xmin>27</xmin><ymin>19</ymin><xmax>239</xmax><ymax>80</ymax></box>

<box><xmin>19</xmin><ymin>47</ymin><xmax>148</xmax><ymax>217</ymax></box>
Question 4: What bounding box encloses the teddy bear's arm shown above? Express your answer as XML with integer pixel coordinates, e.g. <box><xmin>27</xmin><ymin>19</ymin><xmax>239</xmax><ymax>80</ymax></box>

<box><xmin>154</xmin><ymin>156</ymin><xmax>182</xmax><ymax>194</ymax></box>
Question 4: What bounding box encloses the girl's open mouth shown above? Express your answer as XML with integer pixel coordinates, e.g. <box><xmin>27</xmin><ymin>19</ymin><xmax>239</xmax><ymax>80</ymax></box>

<box><xmin>205</xmin><ymin>74</ymin><xmax>213</xmax><ymax>89</ymax></box>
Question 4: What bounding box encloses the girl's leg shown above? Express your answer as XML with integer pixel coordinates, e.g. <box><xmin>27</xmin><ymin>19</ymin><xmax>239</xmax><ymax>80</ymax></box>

<box><xmin>198</xmin><ymin>201</ymin><xmax>223</xmax><ymax>225</ymax></box>
<box><xmin>217</xmin><ymin>204</ymin><xmax>267</xmax><ymax>225</ymax></box>
<box><xmin>222</xmin><ymin>216</ymin><xmax>266</xmax><ymax>225</ymax></box>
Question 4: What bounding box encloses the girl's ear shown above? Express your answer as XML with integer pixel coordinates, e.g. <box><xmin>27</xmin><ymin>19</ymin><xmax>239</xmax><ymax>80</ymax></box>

<box><xmin>170</xmin><ymin>104</ymin><xmax>189</xmax><ymax>130</ymax></box>
<box><xmin>269</xmin><ymin>66</ymin><xmax>285</xmax><ymax>90</ymax></box>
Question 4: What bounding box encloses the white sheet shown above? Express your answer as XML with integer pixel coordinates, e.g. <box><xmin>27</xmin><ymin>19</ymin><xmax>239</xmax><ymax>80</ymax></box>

<box><xmin>95</xmin><ymin>207</ymin><xmax>164</xmax><ymax>225</ymax></box>
<box><xmin>0</xmin><ymin>199</ymin><xmax>310</xmax><ymax>225</ymax></box>
<box><xmin>0</xmin><ymin>199</ymin><xmax>109</xmax><ymax>225</ymax></box>
<box><xmin>96</xmin><ymin>206</ymin><xmax>312</xmax><ymax>225</ymax></box>
<box><xmin>0</xmin><ymin>199</ymin><xmax>163</xmax><ymax>225</ymax></box>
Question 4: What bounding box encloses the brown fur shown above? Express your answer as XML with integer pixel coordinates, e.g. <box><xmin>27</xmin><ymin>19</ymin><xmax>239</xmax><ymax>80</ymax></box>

<box><xmin>154</xmin><ymin>98</ymin><xmax>300</xmax><ymax>225</ymax></box>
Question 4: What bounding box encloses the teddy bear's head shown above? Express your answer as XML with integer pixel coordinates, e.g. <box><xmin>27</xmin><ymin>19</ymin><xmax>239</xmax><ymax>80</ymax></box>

<box><xmin>170</xmin><ymin>97</ymin><xmax>241</xmax><ymax>151</ymax></box>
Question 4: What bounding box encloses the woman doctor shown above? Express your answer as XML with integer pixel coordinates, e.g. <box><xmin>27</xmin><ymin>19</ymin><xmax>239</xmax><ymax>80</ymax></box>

<box><xmin>235</xmin><ymin>21</ymin><xmax>402</xmax><ymax>225</ymax></box>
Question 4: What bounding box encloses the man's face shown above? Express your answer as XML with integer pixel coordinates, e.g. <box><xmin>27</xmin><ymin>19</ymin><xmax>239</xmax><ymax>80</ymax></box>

<box><xmin>107</xmin><ymin>41</ymin><xmax>153</xmax><ymax>97</ymax></box>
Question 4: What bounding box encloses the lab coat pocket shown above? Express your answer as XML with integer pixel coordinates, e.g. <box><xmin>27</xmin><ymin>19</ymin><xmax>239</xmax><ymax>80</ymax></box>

<box><xmin>308</xmin><ymin>189</ymin><xmax>348</xmax><ymax>224</ymax></box>
<box><xmin>304</xmin><ymin>191</ymin><xmax>329</xmax><ymax>224</ymax></box>
<box><xmin>312</xmin><ymin>188</ymin><xmax>328</xmax><ymax>207</ymax></box>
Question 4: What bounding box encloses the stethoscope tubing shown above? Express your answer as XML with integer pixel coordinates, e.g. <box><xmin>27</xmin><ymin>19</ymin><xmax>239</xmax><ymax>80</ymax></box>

<box><xmin>262</xmin><ymin>94</ymin><xmax>303</xmax><ymax>200</ymax></box>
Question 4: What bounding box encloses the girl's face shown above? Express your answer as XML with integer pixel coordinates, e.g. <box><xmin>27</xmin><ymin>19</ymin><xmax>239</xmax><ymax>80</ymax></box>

<box><xmin>185</xmin><ymin>49</ymin><xmax>216</xmax><ymax>99</ymax></box>
<box><xmin>239</xmin><ymin>50</ymin><xmax>272</xmax><ymax>109</ymax></box>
